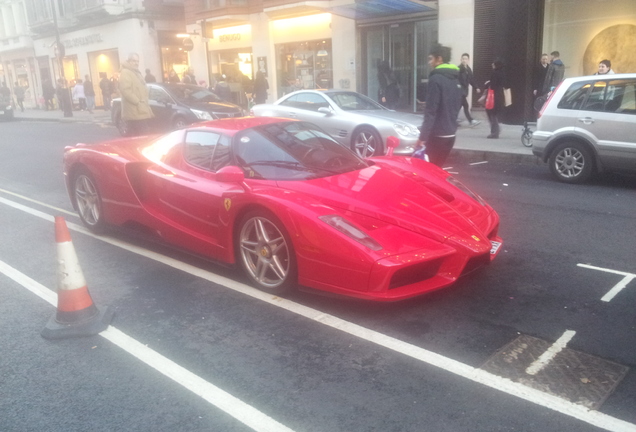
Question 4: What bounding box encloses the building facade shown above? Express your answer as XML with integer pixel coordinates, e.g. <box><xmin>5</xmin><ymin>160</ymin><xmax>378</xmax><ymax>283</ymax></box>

<box><xmin>0</xmin><ymin>0</ymin><xmax>185</xmax><ymax>109</ymax></box>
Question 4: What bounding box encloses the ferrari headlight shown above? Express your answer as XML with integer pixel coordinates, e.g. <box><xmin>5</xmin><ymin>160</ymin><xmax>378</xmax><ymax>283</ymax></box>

<box><xmin>319</xmin><ymin>215</ymin><xmax>383</xmax><ymax>251</ymax></box>
<box><xmin>393</xmin><ymin>123</ymin><xmax>419</xmax><ymax>137</ymax></box>
<box><xmin>446</xmin><ymin>176</ymin><xmax>486</xmax><ymax>205</ymax></box>
<box><xmin>191</xmin><ymin>109</ymin><xmax>213</xmax><ymax>120</ymax></box>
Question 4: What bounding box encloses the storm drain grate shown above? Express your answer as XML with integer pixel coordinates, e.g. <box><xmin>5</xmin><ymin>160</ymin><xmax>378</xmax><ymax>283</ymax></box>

<box><xmin>480</xmin><ymin>334</ymin><xmax>629</xmax><ymax>409</ymax></box>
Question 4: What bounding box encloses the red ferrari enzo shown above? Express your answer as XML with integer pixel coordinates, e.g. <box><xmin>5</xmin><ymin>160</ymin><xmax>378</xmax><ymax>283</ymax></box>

<box><xmin>63</xmin><ymin>117</ymin><xmax>502</xmax><ymax>301</ymax></box>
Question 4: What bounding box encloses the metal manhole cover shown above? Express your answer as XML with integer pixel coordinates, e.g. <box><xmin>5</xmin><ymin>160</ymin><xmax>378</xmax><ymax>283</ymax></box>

<box><xmin>480</xmin><ymin>334</ymin><xmax>628</xmax><ymax>409</ymax></box>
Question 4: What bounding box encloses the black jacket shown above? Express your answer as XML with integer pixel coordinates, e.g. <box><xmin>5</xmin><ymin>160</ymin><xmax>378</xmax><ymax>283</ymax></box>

<box><xmin>486</xmin><ymin>66</ymin><xmax>506</xmax><ymax>113</ymax></box>
<box><xmin>419</xmin><ymin>64</ymin><xmax>462</xmax><ymax>142</ymax></box>
<box><xmin>458</xmin><ymin>64</ymin><xmax>476</xmax><ymax>97</ymax></box>
<box><xmin>542</xmin><ymin>59</ymin><xmax>565</xmax><ymax>95</ymax></box>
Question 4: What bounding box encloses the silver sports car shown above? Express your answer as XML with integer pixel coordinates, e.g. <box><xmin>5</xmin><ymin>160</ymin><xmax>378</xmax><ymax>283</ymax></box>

<box><xmin>251</xmin><ymin>90</ymin><xmax>423</xmax><ymax>157</ymax></box>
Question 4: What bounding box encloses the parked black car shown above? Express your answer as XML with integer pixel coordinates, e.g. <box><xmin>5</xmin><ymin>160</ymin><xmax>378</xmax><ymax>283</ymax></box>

<box><xmin>111</xmin><ymin>83</ymin><xmax>244</xmax><ymax>136</ymax></box>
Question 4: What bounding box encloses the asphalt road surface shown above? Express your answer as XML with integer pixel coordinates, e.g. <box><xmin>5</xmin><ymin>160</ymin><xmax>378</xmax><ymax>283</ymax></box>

<box><xmin>1</xmin><ymin>120</ymin><xmax>635</xmax><ymax>432</ymax></box>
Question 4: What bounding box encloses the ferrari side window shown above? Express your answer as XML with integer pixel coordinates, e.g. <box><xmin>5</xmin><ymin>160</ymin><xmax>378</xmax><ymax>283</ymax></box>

<box><xmin>185</xmin><ymin>131</ymin><xmax>222</xmax><ymax>171</ymax></box>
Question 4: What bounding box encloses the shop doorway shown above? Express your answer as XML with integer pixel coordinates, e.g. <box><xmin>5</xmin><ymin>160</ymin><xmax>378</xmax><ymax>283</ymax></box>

<box><xmin>362</xmin><ymin>20</ymin><xmax>436</xmax><ymax>112</ymax></box>
<box><xmin>88</xmin><ymin>49</ymin><xmax>120</xmax><ymax>108</ymax></box>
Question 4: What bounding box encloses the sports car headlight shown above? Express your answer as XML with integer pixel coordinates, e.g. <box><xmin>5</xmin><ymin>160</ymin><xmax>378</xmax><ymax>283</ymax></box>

<box><xmin>393</xmin><ymin>123</ymin><xmax>420</xmax><ymax>137</ymax></box>
<box><xmin>319</xmin><ymin>215</ymin><xmax>383</xmax><ymax>251</ymax></box>
<box><xmin>446</xmin><ymin>176</ymin><xmax>486</xmax><ymax>206</ymax></box>
<box><xmin>191</xmin><ymin>109</ymin><xmax>213</xmax><ymax>120</ymax></box>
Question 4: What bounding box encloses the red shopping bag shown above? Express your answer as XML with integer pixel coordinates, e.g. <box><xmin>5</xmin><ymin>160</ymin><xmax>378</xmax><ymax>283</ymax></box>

<box><xmin>485</xmin><ymin>88</ymin><xmax>495</xmax><ymax>110</ymax></box>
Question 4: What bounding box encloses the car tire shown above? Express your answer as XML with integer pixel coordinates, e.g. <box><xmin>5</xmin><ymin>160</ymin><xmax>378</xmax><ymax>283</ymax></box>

<box><xmin>73</xmin><ymin>168</ymin><xmax>106</xmax><ymax>233</ymax></box>
<box><xmin>236</xmin><ymin>210</ymin><xmax>296</xmax><ymax>295</ymax></box>
<box><xmin>351</xmin><ymin>126</ymin><xmax>383</xmax><ymax>157</ymax></box>
<box><xmin>549</xmin><ymin>141</ymin><xmax>594</xmax><ymax>184</ymax></box>
<box><xmin>115</xmin><ymin>111</ymin><xmax>130</xmax><ymax>136</ymax></box>
<box><xmin>173</xmin><ymin>116</ymin><xmax>188</xmax><ymax>130</ymax></box>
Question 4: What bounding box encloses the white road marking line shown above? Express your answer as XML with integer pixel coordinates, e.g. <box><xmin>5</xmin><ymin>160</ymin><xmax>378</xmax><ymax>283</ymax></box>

<box><xmin>525</xmin><ymin>330</ymin><xmax>576</xmax><ymax>376</ymax></box>
<box><xmin>469</xmin><ymin>161</ymin><xmax>489</xmax><ymax>165</ymax></box>
<box><xmin>577</xmin><ymin>264</ymin><xmax>636</xmax><ymax>302</ymax></box>
<box><xmin>0</xmin><ymin>260</ymin><xmax>295</xmax><ymax>432</ymax></box>
<box><xmin>2</xmin><ymin>195</ymin><xmax>636</xmax><ymax>432</ymax></box>
<box><xmin>0</xmin><ymin>188</ymin><xmax>76</xmax><ymax>216</ymax></box>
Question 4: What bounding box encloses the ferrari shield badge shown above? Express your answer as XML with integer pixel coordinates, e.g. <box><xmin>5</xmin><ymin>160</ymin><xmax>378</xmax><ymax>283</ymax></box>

<box><xmin>224</xmin><ymin>198</ymin><xmax>231</xmax><ymax>211</ymax></box>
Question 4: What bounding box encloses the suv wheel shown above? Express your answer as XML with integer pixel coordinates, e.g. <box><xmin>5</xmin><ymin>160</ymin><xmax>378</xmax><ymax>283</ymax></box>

<box><xmin>549</xmin><ymin>141</ymin><xmax>594</xmax><ymax>184</ymax></box>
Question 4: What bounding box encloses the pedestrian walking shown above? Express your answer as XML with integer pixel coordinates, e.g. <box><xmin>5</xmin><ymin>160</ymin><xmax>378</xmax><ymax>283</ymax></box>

<box><xmin>72</xmin><ymin>79</ymin><xmax>86</xmax><ymax>111</ymax></box>
<box><xmin>484</xmin><ymin>58</ymin><xmax>506</xmax><ymax>139</ymax></box>
<box><xmin>1</xmin><ymin>82</ymin><xmax>11</xmax><ymax>104</ymax></box>
<box><xmin>83</xmin><ymin>75</ymin><xmax>95</xmax><ymax>113</ymax></box>
<box><xmin>253</xmin><ymin>71</ymin><xmax>269</xmax><ymax>104</ymax></box>
<box><xmin>415</xmin><ymin>44</ymin><xmax>462</xmax><ymax>167</ymax></box>
<box><xmin>144</xmin><ymin>69</ymin><xmax>157</xmax><ymax>83</ymax></box>
<box><xmin>100</xmin><ymin>74</ymin><xmax>112</xmax><ymax>110</ymax></box>
<box><xmin>458</xmin><ymin>53</ymin><xmax>481</xmax><ymax>127</ymax></box>
<box><xmin>595</xmin><ymin>59</ymin><xmax>615</xmax><ymax>75</ymax></box>
<box><xmin>541</xmin><ymin>51</ymin><xmax>565</xmax><ymax>96</ymax></box>
<box><xmin>118</xmin><ymin>52</ymin><xmax>154</xmax><ymax>136</ymax></box>
<box><xmin>43</xmin><ymin>79</ymin><xmax>56</xmax><ymax>110</ymax></box>
<box><xmin>14</xmin><ymin>82</ymin><xmax>26</xmax><ymax>112</ymax></box>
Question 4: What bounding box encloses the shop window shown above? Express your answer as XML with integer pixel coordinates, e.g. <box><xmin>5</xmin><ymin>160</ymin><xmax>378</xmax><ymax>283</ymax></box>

<box><xmin>276</xmin><ymin>39</ymin><xmax>332</xmax><ymax>98</ymax></box>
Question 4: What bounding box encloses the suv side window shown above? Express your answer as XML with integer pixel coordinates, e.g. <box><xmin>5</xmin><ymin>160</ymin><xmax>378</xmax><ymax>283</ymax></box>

<box><xmin>605</xmin><ymin>80</ymin><xmax>636</xmax><ymax>115</ymax></box>
<box><xmin>557</xmin><ymin>81</ymin><xmax>594</xmax><ymax>110</ymax></box>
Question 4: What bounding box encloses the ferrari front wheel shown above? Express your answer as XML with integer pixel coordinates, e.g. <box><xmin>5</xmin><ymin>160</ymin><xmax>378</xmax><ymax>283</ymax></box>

<box><xmin>237</xmin><ymin>210</ymin><xmax>296</xmax><ymax>295</ymax></box>
<box><xmin>74</xmin><ymin>169</ymin><xmax>106</xmax><ymax>233</ymax></box>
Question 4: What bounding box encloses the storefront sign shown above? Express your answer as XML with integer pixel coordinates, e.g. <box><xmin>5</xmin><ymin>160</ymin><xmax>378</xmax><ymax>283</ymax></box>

<box><xmin>183</xmin><ymin>38</ymin><xmax>194</xmax><ymax>51</ymax></box>
<box><xmin>62</xmin><ymin>34</ymin><xmax>103</xmax><ymax>48</ymax></box>
<box><xmin>220</xmin><ymin>33</ymin><xmax>241</xmax><ymax>43</ymax></box>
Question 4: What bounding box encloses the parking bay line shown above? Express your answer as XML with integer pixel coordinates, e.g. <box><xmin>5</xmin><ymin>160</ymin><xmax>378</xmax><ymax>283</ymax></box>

<box><xmin>0</xmin><ymin>259</ymin><xmax>296</xmax><ymax>432</ymax></box>
<box><xmin>525</xmin><ymin>330</ymin><xmax>576</xmax><ymax>375</ymax></box>
<box><xmin>2</xmin><ymin>195</ymin><xmax>636</xmax><ymax>432</ymax></box>
<box><xmin>578</xmin><ymin>263</ymin><xmax>636</xmax><ymax>302</ymax></box>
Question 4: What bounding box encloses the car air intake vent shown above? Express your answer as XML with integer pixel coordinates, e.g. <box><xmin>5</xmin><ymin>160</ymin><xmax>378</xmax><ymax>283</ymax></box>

<box><xmin>389</xmin><ymin>258</ymin><xmax>443</xmax><ymax>289</ymax></box>
<box><xmin>461</xmin><ymin>253</ymin><xmax>490</xmax><ymax>277</ymax></box>
<box><xmin>338</xmin><ymin>130</ymin><xmax>348</xmax><ymax>138</ymax></box>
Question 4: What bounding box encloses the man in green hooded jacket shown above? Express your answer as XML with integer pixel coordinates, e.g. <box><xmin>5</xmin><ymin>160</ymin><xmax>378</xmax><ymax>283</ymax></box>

<box><xmin>416</xmin><ymin>44</ymin><xmax>462</xmax><ymax>167</ymax></box>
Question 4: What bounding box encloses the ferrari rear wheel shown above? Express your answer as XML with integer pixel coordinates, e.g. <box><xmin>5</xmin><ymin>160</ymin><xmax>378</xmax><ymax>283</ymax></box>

<box><xmin>352</xmin><ymin>126</ymin><xmax>382</xmax><ymax>158</ymax></box>
<box><xmin>237</xmin><ymin>210</ymin><xmax>296</xmax><ymax>295</ymax></box>
<box><xmin>74</xmin><ymin>169</ymin><xmax>106</xmax><ymax>233</ymax></box>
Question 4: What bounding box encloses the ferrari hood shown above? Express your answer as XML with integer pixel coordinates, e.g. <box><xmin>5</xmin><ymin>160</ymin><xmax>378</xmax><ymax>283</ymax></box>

<box><xmin>277</xmin><ymin>165</ymin><xmax>487</xmax><ymax>244</ymax></box>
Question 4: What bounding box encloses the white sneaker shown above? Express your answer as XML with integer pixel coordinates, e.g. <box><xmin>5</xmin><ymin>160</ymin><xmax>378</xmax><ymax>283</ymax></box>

<box><xmin>469</xmin><ymin>120</ymin><xmax>481</xmax><ymax>127</ymax></box>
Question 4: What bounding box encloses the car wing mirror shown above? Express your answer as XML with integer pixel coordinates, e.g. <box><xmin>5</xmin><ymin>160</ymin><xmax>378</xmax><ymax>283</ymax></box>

<box><xmin>216</xmin><ymin>165</ymin><xmax>245</xmax><ymax>183</ymax></box>
<box><xmin>318</xmin><ymin>107</ymin><xmax>333</xmax><ymax>115</ymax></box>
<box><xmin>386</xmin><ymin>136</ymin><xmax>399</xmax><ymax>157</ymax></box>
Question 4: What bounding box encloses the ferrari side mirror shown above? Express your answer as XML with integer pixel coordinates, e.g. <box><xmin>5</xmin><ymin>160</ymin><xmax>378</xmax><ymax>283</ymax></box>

<box><xmin>216</xmin><ymin>166</ymin><xmax>244</xmax><ymax>183</ymax></box>
<box><xmin>386</xmin><ymin>136</ymin><xmax>399</xmax><ymax>157</ymax></box>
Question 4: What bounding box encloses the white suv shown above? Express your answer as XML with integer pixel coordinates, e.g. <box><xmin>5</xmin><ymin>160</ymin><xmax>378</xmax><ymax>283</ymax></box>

<box><xmin>532</xmin><ymin>73</ymin><xmax>636</xmax><ymax>183</ymax></box>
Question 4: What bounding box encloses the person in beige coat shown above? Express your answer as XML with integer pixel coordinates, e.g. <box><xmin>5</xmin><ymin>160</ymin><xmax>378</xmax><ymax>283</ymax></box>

<box><xmin>119</xmin><ymin>53</ymin><xmax>153</xmax><ymax>136</ymax></box>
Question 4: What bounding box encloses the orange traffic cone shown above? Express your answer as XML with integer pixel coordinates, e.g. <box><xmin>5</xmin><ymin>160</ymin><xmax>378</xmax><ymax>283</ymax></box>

<box><xmin>41</xmin><ymin>216</ymin><xmax>114</xmax><ymax>339</ymax></box>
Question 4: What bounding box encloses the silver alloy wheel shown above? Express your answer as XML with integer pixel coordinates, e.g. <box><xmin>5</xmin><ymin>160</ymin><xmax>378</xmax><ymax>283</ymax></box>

<box><xmin>75</xmin><ymin>174</ymin><xmax>101</xmax><ymax>227</ymax></box>
<box><xmin>554</xmin><ymin>146</ymin><xmax>585</xmax><ymax>179</ymax></box>
<box><xmin>239</xmin><ymin>216</ymin><xmax>290</xmax><ymax>289</ymax></box>
<box><xmin>353</xmin><ymin>129</ymin><xmax>379</xmax><ymax>158</ymax></box>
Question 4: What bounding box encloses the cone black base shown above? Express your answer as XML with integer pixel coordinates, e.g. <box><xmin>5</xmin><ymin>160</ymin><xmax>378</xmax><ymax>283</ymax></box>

<box><xmin>41</xmin><ymin>305</ymin><xmax>114</xmax><ymax>340</ymax></box>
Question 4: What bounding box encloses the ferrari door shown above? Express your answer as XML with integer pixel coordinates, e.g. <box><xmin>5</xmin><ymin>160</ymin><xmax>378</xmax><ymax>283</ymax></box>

<box><xmin>149</xmin><ymin>130</ymin><xmax>239</xmax><ymax>257</ymax></box>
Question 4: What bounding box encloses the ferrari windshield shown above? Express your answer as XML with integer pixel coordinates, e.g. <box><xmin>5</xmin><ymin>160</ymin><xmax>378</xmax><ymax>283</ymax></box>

<box><xmin>234</xmin><ymin>121</ymin><xmax>369</xmax><ymax>180</ymax></box>
<box><xmin>329</xmin><ymin>92</ymin><xmax>386</xmax><ymax>111</ymax></box>
<box><xmin>166</xmin><ymin>85</ymin><xmax>222</xmax><ymax>103</ymax></box>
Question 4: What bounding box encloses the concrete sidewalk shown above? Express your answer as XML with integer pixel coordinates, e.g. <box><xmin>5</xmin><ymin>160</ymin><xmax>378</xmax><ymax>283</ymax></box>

<box><xmin>10</xmin><ymin>106</ymin><xmax>537</xmax><ymax>163</ymax></box>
